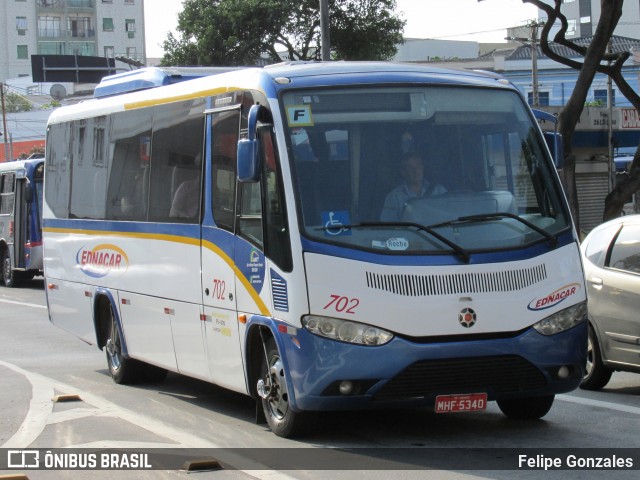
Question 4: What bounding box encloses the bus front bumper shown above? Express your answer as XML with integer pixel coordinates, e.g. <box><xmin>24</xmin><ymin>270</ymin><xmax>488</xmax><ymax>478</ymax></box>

<box><xmin>275</xmin><ymin>321</ymin><xmax>587</xmax><ymax>412</ymax></box>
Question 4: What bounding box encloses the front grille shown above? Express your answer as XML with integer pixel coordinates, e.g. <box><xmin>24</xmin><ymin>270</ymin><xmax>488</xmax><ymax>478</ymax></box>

<box><xmin>366</xmin><ymin>264</ymin><xmax>547</xmax><ymax>296</ymax></box>
<box><xmin>373</xmin><ymin>355</ymin><xmax>547</xmax><ymax>401</ymax></box>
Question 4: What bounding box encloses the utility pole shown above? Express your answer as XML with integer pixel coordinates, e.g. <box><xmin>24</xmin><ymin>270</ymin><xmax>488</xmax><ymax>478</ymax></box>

<box><xmin>319</xmin><ymin>0</ymin><xmax>330</xmax><ymax>61</ymax></box>
<box><xmin>1</xmin><ymin>83</ymin><xmax>10</xmax><ymax>162</ymax></box>
<box><xmin>607</xmin><ymin>41</ymin><xmax>614</xmax><ymax>193</ymax></box>
<box><xmin>530</xmin><ymin>22</ymin><xmax>540</xmax><ymax>108</ymax></box>
<box><xmin>506</xmin><ymin>20</ymin><xmax>544</xmax><ymax>107</ymax></box>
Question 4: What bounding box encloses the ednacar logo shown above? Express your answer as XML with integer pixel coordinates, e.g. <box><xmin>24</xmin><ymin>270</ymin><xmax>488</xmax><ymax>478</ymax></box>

<box><xmin>528</xmin><ymin>283</ymin><xmax>581</xmax><ymax>311</ymax></box>
<box><xmin>76</xmin><ymin>244</ymin><xmax>129</xmax><ymax>278</ymax></box>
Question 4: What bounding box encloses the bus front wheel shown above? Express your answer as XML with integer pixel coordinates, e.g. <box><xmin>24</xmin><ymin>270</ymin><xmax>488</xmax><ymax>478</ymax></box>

<box><xmin>257</xmin><ymin>336</ymin><xmax>307</xmax><ymax>437</ymax></box>
<box><xmin>2</xmin><ymin>249</ymin><xmax>22</xmax><ymax>288</ymax></box>
<box><xmin>497</xmin><ymin>394</ymin><xmax>554</xmax><ymax>419</ymax></box>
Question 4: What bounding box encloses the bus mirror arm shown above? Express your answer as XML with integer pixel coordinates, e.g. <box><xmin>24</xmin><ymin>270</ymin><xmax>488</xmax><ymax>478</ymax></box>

<box><xmin>237</xmin><ymin>104</ymin><xmax>262</xmax><ymax>182</ymax></box>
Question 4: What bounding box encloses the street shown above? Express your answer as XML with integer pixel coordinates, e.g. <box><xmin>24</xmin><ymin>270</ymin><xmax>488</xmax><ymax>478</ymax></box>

<box><xmin>1</xmin><ymin>280</ymin><xmax>639</xmax><ymax>479</ymax></box>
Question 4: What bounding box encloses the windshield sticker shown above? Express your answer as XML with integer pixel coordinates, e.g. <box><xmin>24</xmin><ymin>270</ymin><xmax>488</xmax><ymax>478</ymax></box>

<box><xmin>386</xmin><ymin>238</ymin><xmax>409</xmax><ymax>251</ymax></box>
<box><xmin>286</xmin><ymin>105</ymin><xmax>314</xmax><ymax>127</ymax></box>
<box><xmin>322</xmin><ymin>210</ymin><xmax>351</xmax><ymax>236</ymax></box>
<box><xmin>528</xmin><ymin>283</ymin><xmax>581</xmax><ymax>311</ymax></box>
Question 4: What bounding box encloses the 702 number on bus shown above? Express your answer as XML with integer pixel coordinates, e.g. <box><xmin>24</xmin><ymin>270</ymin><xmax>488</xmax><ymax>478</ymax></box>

<box><xmin>323</xmin><ymin>294</ymin><xmax>360</xmax><ymax>315</ymax></box>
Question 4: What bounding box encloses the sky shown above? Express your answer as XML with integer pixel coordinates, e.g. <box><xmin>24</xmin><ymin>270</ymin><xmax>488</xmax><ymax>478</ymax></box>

<box><xmin>143</xmin><ymin>0</ymin><xmax>539</xmax><ymax>58</ymax></box>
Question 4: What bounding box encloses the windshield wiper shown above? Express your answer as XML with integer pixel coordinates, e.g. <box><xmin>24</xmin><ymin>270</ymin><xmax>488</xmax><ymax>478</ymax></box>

<box><xmin>429</xmin><ymin>212</ymin><xmax>558</xmax><ymax>248</ymax></box>
<box><xmin>318</xmin><ymin>221</ymin><xmax>471</xmax><ymax>263</ymax></box>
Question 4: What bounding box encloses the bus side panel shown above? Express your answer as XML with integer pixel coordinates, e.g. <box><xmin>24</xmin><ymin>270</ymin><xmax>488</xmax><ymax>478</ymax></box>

<box><xmin>117</xmin><ymin>291</ymin><xmax>179</xmax><ymax>372</ymax></box>
<box><xmin>46</xmin><ymin>279</ymin><xmax>96</xmax><ymax>345</ymax></box>
<box><xmin>164</xmin><ymin>299</ymin><xmax>209</xmax><ymax>381</ymax></box>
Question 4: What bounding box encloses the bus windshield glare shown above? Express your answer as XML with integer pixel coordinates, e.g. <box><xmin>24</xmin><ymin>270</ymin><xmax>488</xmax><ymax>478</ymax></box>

<box><xmin>283</xmin><ymin>86</ymin><xmax>570</xmax><ymax>254</ymax></box>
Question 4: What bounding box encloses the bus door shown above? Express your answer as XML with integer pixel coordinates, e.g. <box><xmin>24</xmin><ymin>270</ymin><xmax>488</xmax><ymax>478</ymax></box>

<box><xmin>13</xmin><ymin>175</ymin><xmax>28</xmax><ymax>270</ymax></box>
<box><xmin>200</xmin><ymin>106</ymin><xmax>247</xmax><ymax>392</ymax></box>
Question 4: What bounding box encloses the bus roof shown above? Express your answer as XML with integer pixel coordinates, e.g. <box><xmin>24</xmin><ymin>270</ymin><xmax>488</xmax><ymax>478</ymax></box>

<box><xmin>47</xmin><ymin>62</ymin><xmax>516</xmax><ymax>125</ymax></box>
<box><xmin>0</xmin><ymin>158</ymin><xmax>44</xmax><ymax>175</ymax></box>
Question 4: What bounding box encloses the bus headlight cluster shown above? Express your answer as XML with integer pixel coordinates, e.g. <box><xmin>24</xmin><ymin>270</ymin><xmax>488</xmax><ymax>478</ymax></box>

<box><xmin>302</xmin><ymin>315</ymin><xmax>394</xmax><ymax>346</ymax></box>
<box><xmin>533</xmin><ymin>302</ymin><xmax>587</xmax><ymax>336</ymax></box>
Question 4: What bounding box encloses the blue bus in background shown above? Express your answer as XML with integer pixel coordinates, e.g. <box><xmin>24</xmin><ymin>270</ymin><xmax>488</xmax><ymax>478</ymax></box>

<box><xmin>0</xmin><ymin>158</ymin><xmax>45</xmax><ymax>287</ymax></box>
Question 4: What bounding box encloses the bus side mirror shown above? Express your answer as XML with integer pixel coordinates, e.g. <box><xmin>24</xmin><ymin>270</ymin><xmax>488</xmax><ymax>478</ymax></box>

<box><xmin>532</xmin><ymin>109</ymin><xmax>563</xmax><ymax>169</ymax></box>
<box><xmin>544</xmin><ymin>132</ymin><xmax>564</xmax><ymax>169</ymax></box>
<box><xmin>237</xmin><ymin>104</ymin><xmax>262</xmax><ymax>183</ymax></box>
<box><xmin>24</xmin><ymin>184</ymin><xmax>34</xmax><ymax>203</ymax></box>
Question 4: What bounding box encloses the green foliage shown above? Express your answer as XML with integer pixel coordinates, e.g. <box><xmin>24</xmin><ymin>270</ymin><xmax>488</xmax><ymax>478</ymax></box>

<box><xmin>41</xmin><ymin>100</ymin><xmax>62</xmax><ymax>109</ymax></box>
<box><xmin>5</xmin><ymin>92</ymin><xmax>33</xmax><ymax>113</ymax></box>
<box><xmin>160</xmin><ymin>0</ymin><xmax>406</xmax><ymax>66</ymax></box>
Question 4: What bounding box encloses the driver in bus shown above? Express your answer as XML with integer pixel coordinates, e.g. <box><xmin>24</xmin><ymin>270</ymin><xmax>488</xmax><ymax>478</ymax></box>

<box><xmin>380</xmin><ymin>152</ymin><xmax>446</xmax><ymax>222</ymax></box>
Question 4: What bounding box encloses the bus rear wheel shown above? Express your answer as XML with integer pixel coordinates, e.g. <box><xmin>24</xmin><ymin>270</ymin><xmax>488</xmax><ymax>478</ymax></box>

<box><xmin>105</xmin><ymin>307</ymin><xmax>144</xmax><ymax>384</ymax></box>
<box><xmin>104</xmin><ymin>305</ymin><xmax>167</xmax><ymax>385</ymax></box>
<box><xmin>257</xmin><ymin>336</ymin><xmax>307</xmax><ymax>437</ymax></box>
<box><xmin>497</xmin><ymin>394</ymin><xmax>554</xmax><ymax>419</ymax></box>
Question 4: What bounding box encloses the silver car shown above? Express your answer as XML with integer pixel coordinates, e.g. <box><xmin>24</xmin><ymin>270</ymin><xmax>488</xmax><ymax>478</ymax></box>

<box><xmin>580</xmin><ymin>215</ymin><xmax>640</xmax><ymax>390</ymax></box>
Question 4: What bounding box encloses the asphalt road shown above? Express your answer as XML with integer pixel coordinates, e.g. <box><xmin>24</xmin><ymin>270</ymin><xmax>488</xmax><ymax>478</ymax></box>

<box><xmin>1</xmin><ymin>279</ymin><xmax>639</xmax><ymax>480</ymax></box>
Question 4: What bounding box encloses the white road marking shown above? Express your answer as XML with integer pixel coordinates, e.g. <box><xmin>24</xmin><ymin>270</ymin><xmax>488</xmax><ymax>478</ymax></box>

<box><xmin>557</xmin><ymin>393</ymin><xmax>640</xmax><ymax>415</ymax></box>
<box><xmin>0</xmin><ymin>360</ymin><xmax>299</xmax><ymax>479</ymax></box>
<box><xmin>0</xmin><ymin>298</ymin><xmax>47</xmax><ymax>309</ymax></box>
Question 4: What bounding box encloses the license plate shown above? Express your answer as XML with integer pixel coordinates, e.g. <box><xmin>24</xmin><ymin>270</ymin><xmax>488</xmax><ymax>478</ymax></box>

<box><xmin>434</xmin><ymin>393</ymin><xmax>487</xmax><ymax>413</ymax></box>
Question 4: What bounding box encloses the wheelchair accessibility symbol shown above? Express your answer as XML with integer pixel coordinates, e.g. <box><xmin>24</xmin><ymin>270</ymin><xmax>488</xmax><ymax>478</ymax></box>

<box><xmin>322</xmin><ymin>211</ymin><xmax>351</xmax><ymax>236</ymax></box>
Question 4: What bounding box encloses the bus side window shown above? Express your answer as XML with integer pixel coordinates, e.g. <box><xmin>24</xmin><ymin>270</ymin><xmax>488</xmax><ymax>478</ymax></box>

<box><xmin>0</xmin><ymin>173</ymin><xmax>15</xmax><ymax>215</ymax></box>
<box><xmin>211</xmin><ymin>109</ymin><xmax>240</xmax><ymax>232</ymax></box>
<box><xmin>260</xmin><ymin>125</ymin><xmax>292</xmax><ymax>272</ymax></box>
<box><xmin>238</xmin><ymin>181</ymin><xmax>263</xmax><ymax>248</ymax></box>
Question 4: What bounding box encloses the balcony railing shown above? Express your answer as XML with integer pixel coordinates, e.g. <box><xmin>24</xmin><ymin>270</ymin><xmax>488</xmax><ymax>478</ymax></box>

<box><xmin>38</xmin><ymin>28</ymin><xmax>96</xmax><ymax>39</ymax></box>
<box><xmin>37</xmin><ymin>0</ymin><xmax>95</xmax><ymax>9</ymax></box>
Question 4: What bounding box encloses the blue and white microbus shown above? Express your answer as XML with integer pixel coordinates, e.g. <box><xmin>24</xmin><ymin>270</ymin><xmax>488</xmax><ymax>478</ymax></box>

<box><xmin>44</xmin><ymin>63</ymin><xmax>587</xmax><ymax>437</ymax></box>
<box><xmin>1</xmin><ymin>158</ymin><xmax>45</xmax><ymax>287</ymax></box>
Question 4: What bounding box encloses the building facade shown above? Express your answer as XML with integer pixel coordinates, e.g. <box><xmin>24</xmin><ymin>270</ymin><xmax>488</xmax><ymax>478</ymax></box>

<box><xmin>0</xmin><ymin>0</ymin><xmax>146</xmax><ymax>82</ymax></box>
<box><xmin>538</xmin><ymin>0</ymin><xmax>640</xmax><ymax>39</ymax></box>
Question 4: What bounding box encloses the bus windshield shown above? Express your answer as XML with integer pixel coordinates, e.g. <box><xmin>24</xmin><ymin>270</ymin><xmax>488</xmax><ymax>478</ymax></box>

<box><xmin>283</xmin><ymin>86</ymin><xmax>570</xmax><ymax>254</ymax></box>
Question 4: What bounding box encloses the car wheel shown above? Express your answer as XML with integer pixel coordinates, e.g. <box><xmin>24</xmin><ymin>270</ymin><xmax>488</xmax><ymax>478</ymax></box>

<box><xmin>580</xmin><ymin>325</ymin><xmax>613</xmax><ymax>391</ymax></box>
<box><xmin>497</xmin><ymin>394</ymin><xmax>554</xmax><ymax>419</ymax></box>
<box><xmin>257</xmin><ymin>336</ymin><xmax>306</xmax><ymax>437</ymax></box>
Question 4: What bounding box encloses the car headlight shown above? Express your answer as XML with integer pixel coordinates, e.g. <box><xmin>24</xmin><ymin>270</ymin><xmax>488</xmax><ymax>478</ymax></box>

<box><xmin>533</xmin><ymin>302</ymin><xmax>587</xmax><ymax>335</ymax></box>
<box><xmin>302</xmin><ymin>315</ymin><xmax>394</xmax><ymax>346</ymax></box>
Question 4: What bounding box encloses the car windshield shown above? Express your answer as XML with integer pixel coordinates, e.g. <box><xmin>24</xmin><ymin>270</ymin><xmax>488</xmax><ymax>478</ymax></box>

<box><xmin>282</xmin><ymin>85</ymin><xmax>570</xmax><ymax>254</ymax></box>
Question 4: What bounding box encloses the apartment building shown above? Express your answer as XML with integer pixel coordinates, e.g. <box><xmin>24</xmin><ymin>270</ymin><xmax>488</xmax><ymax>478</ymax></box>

<box><xmin>0</xmin><ymin>0</ymin><xmax>146</xmax><ymax>82</ymax></box>
<box><xmin>539</xmin><ymin>0</ymin><xmax>640</xmax><ymax>39</ymax></box>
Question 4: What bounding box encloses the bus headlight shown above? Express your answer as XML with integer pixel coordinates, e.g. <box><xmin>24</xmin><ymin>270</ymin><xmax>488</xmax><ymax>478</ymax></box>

<box><xmin>533</xmin><ymin>302</ymin><xmax>587</xmax><ymax>336</ymax></box>
<box><xmin>302</xmin><ymin>315</ymin><xmax>394</xmax><ymax>346</ymax></box>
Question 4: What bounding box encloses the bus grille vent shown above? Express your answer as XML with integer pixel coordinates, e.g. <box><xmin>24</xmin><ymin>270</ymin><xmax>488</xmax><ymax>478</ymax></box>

<box><xmin>271</xmin><ymin>269</ymin><xmax>289</xmax><ymax>312</ymax></box>
<box><xmin>365</xmin><ymin>264</ymin><xmax>547</xmax><ymax>296</ymax></box>
<box><xmin>373</xmin><ymin>355</ymin><xmax>547</xmax><ymax>401</ymax></box>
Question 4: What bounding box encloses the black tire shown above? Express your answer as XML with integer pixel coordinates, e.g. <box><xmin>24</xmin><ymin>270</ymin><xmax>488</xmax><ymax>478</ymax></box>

<box><xmin>257</xmin><ymin>336</ymin><xmax>306</xmax><ymax>437</ymax></box>
<box><xmin>105</xmin><ymin>305</ymin><xmax>145</xmax><ymax>385</ymax></box>
<box><xmin>497</xmin><ymin>394</ymin><xmax>555</xmax><ymax>419</ymax></box>
<box><xmin>580</xmin><ymin>325</ymin><xmax>613</xmax><ymax>391</ymax></box>
<box><xmin>1</xmin><ymin>249</ymin><xmax>22</xmax><ymax>288</ymax></box>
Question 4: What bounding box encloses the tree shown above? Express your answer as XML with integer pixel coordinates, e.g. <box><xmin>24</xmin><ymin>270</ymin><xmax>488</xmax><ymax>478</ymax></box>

<box><xmin>160</xmin><ymin>0</ymin><xmax>405</xmax><ymax>66</ymax></box>
<box><xmin>5</xmin><ymin>92</ymin><xmax>33</xmax><ymax>113</ymax></box>
<box><xmin>524</xmin><ymin>0</ymin><xmax>640</xmax><ymax>228</ymax></box>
